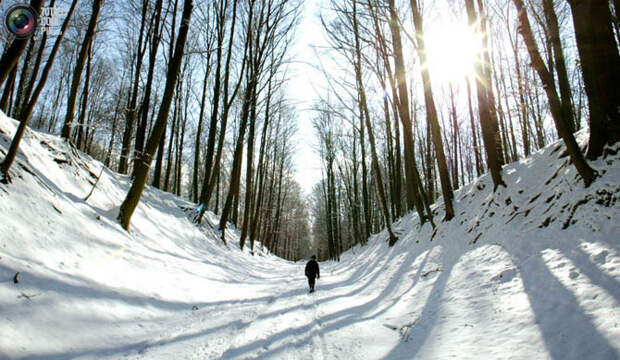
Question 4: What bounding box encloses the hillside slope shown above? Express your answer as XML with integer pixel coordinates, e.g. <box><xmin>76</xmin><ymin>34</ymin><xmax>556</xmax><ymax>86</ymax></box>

<box><xmin>0</xmin><ymin>111</ymin><xmax>618</xmax><ymax>359</ymax></box>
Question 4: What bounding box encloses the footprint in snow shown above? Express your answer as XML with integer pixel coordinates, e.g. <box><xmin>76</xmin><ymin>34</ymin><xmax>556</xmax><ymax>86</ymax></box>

<box><xmin>593</xmin><ymin>250</ymin><xmax>608</xmax><ymax>265</ymax></box>
<box><xmin>493</xmin><ymin>268</ymin><xmax>517</xmax><ymax>283</ymax></box>
<box><xmin>569</xmin><ymin>270</ymin><xmax>580</xmax><ymax>280</ymax></box>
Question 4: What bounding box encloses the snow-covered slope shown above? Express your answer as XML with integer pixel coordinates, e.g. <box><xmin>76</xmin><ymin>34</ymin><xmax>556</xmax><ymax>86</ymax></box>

<box><xmin>0</xmin><ymin>110</ymin><xmax>618</xmax><ymax>360</ymax></box>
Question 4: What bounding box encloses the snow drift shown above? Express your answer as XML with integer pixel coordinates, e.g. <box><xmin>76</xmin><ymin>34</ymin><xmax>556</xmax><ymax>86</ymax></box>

<box><xmin>0</xmin><ymin>110</ymin><xmax>618</xmax><ymax>359</ymax></box>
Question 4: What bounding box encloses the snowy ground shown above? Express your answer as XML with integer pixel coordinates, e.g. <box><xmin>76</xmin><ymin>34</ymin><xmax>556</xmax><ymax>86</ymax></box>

<box><xmin>0</xmin><ymin>111</ymin><xmax>618</xmax><ymax>360</ymax></box>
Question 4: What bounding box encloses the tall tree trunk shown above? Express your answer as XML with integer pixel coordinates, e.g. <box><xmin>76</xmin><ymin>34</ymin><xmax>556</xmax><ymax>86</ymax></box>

<box><xmin>490</xmin><ymin>55</ymin><xmax>513</xmax><ymax>162</ymax></box>
<box><xmin>176</xmin><ymin>79</ymin><xmax>190</xmax><ymax>196</ymax></box>
<box><xmin>513</xmin><ymin>39</ymin><xmax>530</xmax><ymax>157</ymax></box>
<box><xmin>135</xmin><ymin>0</ymin><xmax>165</xmax><ymax>177</ymax></box>
<box><xmin>252</xmin><ymin>112</ymin><xmax>282</xmax><ymax>250</ymax></box>
<box><xmin>497</xmin><ymin>61</ymin><xmax>519</xmax><ymax>161</ymax></box>
<box><xmin>477</xmin><ymin>0</ymin><xmax>506</xmax><ymax>168</ymax></box>
<box><xmin>328</xmin><ymin>161</ymin><xmax>338</xmax><ymax>259</ymax></box>
<box><xmin>359</xmin><ymin>97</ymin><xmax>371</xmax><ymax>241</ymax></box>
<box><xmin>154</xmin><ymin>0</ymin><xmax>178</xmax><ymax>191</ymax></box>
<box><xmin>240</xmin><ymin>87</ymin><xmax>258</xmax><ymax>250</ymax></box>
<box><xmin>214</xmin><ymin>168</ymin><xmax>221</xmax><ymax>214</ymax></box>
<box><xmin>380</xmin><ymin>84</ymin><xmax>397</xmax><ymax>221</ymax></box>
<box><xmin>272</xmin><ymin>152</ymin><xmax>287</xmax><ymax>253</ymax></box>
<box><xmin>352</xmin><ymin>0</ymin><xmax>397</xmax><ymax>245</ymax></box>
<box><xmin>567</xmin><ymin>0</ymin><xmax>620</xmax><ymax>159</ymax></box>
<box><xmin>105</xmin><ymin>76</ymin><xmax>126</xmax><ymax>167</ymax></box>
<box><xmin>152</xmin><ymin>134</ymin><xmax>166</xmax><ymax>188</ymax></box>
<box><xmin>22</xmin><ymin>0</ymin><xmax>53</xmax><ymax>113</ymax></box>
<box><xmin>410</xmin><ymin>0</ymin><xmax>455</xmax><ymax>220</ymax></box>
<box><xmin>249</xmin><ymin>89</ymin><xmax>274</xmax><ymax>252</ymax></box>
<box><xmin>0</xmin><ymin>67</ymin><xmax>17</xmax><ymax>113</ymax></box>
<box><xmin>13</xmin><ymin>38</ymin><xmax>36</xmax><ymax>118</ymax></box>
<box><xmin>48</xmin><ymin>67</ymin><xmax>69</xmax><ymax>132</ymax></box>
<box><xmin>261</xmin><ymin>139</ymin><xmax>279</xmax><ymax>248</ymax></box>
<box><xmin>464</xmin><ymin>0</ymin><xmax>506</xmax><ymax>190</ymax></box>
<box><xmin>387</xmin><ymin>0</ymin><xmax>428</xmax><ymax>222</ymax></box>
<box><xmin>543</xmin><ymin>0</ymin><xmax>576</xmax><ymax>133</ymax></box>
<box><xmin>424</xmin><ymin>112</ymin><xmax>434</xmax><ymax>201</ymax></box>
<box><xmin>193</xmin><ymin>62</ymin><xmax>211</xmax><ymax>202</ymax></box>
<box><xmin>164</xmin><ymin>87</ymin><xmax>181</xmax><ymax>192</ymax></box>
<box><xmin>367</xmin><ymin>0</ymin><xmax>404</xmax><ymax>219</ymax></box>
<box><xmin>61</xmin><ymin>0</ymin><xmax>103</xmax><ymax>141</ymax></box>
<box><xmin>529</xmin><ymin>80</ymin><xmax>547</xmax><ymax>149</ymax></box>
<box><xmin>76</xmin><ymin>49</ymin><xmax>93</xmax><ymax>151</ymax></box>
<box><xmin>466</xmin><ymin>76</ymin><xmax>483</xmax><ymax>176</ymax></box>
<box><xmin>118</xmin><ymin>0</ymin><xmax>194</xmax><ymax>231</ymax></box>
<box><xmin>118</xmin><ymin>0</ymin><xmax>150</xmax><ymax>174</ymax></box>
<box><xmin>219</xmin><ymin>79</ymin><xmax>255</xmax><ymax>242</ymax></box>
<box><xmin>449</xmin><ymin>85</ymin><xmax>460</xmax><ymax>186</ymax></box>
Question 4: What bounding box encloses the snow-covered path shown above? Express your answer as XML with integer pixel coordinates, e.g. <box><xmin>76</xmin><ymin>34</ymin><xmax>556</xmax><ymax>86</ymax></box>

<box><xmin>1</xmin><ymin>112</ymin><xmax>619</xmax><ymax>359</ymax></box>
<box><xmin>102</xmin><ymin>232</ymin><xmax>618</xmax><ymax>360</ymax></box>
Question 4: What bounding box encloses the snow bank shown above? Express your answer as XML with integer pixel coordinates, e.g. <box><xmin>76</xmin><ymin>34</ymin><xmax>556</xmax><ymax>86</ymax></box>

<box><xmin>333</xmin><ymin>131</ymin><xmax>620</xmax><ymax>359</ymax></box>
<box><xmin>0</xmin><ymin>112</ymin><xmax>286</xmax><ymax>359</ymax></box>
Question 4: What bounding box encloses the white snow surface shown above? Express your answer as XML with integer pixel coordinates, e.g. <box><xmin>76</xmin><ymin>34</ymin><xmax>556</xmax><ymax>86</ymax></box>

<box><xmin>0</xmin><ymin>110</ymin><xmax>619</xmax><ymax>360</ymax></box>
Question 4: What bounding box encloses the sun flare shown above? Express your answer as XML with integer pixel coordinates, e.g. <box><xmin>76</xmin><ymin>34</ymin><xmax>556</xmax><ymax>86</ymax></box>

<box><xmin>423</xmin><ymin>20</ymin><xmax>482</xmax><ymax>85</ymax></box>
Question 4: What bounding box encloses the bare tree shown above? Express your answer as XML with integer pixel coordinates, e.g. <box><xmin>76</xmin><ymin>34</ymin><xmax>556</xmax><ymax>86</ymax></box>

<box><xmin>464</xmin><ymin>0</ymin><xmax>506</xmax><ymax>190</ymax></box>
<box><xmin>511</xmin><ymin>0</ymin><xmax>594</xmax><ymax>186</ymax></box>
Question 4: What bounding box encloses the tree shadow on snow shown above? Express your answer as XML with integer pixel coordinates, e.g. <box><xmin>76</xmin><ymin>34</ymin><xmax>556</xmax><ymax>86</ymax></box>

<box><xmin>385</xmin><ymin>237</ymin><xmax>618</xmax><ymax>360</ymax></box>
<box><xmin>19</xmin><ymin>318</ymin><xmax>244</xmax><ymax>360</ymax></box>
<box><xmin>1</xmin><ymin>262</ymin><xmax>313</xmax><ymax>359</ymax></box>
<box><xmin>218</xmin><ymin>248</ymin><xmax>436</xmax><ymax>359</ymax></box>
<box><xmin>380</xmin><ymin>250</ymin><xmax>459</xmax><ymax>359</ymax></box>
<box><xmin>564</xmin><ymin>245</ymin><xmax>620</xmax><ymax>302</ymax></box>
<box><xmin>506</xmin><ymin>246</ymin><xmax>617</xmax><ymax>360</ymax></box>
<box><xmin>0</xmin><ymin>263</ymin><xmax>289</xmax><ymax>315</ymax></box>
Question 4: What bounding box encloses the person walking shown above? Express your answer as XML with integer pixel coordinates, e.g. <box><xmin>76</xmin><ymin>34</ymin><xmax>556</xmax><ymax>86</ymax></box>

<box><xmin>305</xmin><ymin>255</ymin><xmax>320</xmax><ymax>293</ymax></box>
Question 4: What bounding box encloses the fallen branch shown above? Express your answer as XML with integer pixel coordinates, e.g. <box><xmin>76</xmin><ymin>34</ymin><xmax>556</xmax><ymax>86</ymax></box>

<box><xmin>422</xmin><ymin>268</ymin><xmax>441</xmax><ymax>277</ymax></box>
<box><xmin>470</xmin><ymin>233</ymin><xmax>482</xmax><ymax>244</ymax></box>
<box><xmin>84</xmin><ymin>164</ymin><xmax>105</xmax><ymax>202</ymax></box>
<box><xmin>18</xmin><ymin>292</ymin><xmax>40</xmax><ymax>300</ymax></box>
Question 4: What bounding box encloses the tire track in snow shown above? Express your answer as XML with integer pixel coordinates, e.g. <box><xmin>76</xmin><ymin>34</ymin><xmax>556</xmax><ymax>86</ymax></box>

<box><xmin>217</xmin><ymin>291</ymin><xmax>283</xmax><ymax>359</ymax></box>
<box><xmin>217</xmin><ymin>276</ymin><xmax>314</xmax><ymax>359</ymax></box>
<box><xmin>215</xmin><ymin>278</ymin><xmax>331</xmax><ymax>360</ymax></box>
<box><xmin>309</xmin><ymin>294</ymin><xmax>327</xmax><ymax>360</ymax></box>
<box><xmin>126</xmin><ymin>299</ymin><xmax>275</xmax><ymax>359</ymax></box>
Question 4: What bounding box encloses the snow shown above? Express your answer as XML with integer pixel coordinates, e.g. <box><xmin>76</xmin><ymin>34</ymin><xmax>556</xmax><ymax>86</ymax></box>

<box><xmin>0</xmin><ymin>110</ymin><xmax>618</xmax><ymax>359</ymax></box>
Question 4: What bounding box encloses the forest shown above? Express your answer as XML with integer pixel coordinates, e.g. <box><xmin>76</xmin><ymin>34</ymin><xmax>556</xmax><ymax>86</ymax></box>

<box><xmin>0</xmin><ymin>0</ymin><xmax>619</xmax><ymax>358</ymax></box>
<box><xmin>309</xmin><ymin>0</ymin><xmax>618</xmax><ymax>260</ymax></box>
<box><xmin>0</xmin><ymin>0</ymin><xmax>618</xmax><ymax>262</ymax></box>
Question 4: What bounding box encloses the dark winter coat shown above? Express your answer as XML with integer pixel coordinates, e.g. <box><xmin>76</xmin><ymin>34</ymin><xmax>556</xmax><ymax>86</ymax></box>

<box><xmin>305</xmin><ymin>259</ymin><xmax>320</xmax><ymax>279</ymax></box>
